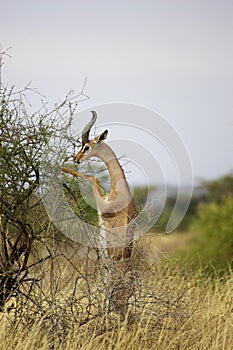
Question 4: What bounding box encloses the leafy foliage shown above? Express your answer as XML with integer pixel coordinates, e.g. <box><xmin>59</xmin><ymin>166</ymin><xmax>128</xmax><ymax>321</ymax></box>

<box><xmin>0</xmin><ymin>56</ymin><xmax>81</xmax><ymax>308</ymax></box>
<box><xmin>62</xmin><ymin>171</ymin><xmax>98</xmax><ymax>225</ymax></box>
<box><xmin>189</xmin><ymin>196</ymin><xmax>233</xmax><ymax>273</ymax></box>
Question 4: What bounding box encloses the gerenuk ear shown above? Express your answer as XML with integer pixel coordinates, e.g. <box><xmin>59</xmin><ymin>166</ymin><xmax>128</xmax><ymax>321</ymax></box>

<box><xmin>97</xmin><ymin>130</ymin><xmax>108</xmax><ymax>143</ymax></box>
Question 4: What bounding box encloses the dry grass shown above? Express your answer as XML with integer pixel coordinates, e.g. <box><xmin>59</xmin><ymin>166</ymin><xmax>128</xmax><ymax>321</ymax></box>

<box><xmin>0</xmin><ymin>255</ymin><xmax>232</xmax><ymax>350</ymax></box>
<box><xmin>0</xmin><ymin>233</ymin><xmax>232</xmax><ymax>350</ymax></box>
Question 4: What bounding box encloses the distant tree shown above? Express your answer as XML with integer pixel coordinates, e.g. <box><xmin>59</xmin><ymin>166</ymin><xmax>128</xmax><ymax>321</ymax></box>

<box><xmin>202</xmin><ymin>174</ymin><xmax>233</xmax><ymax>203</ymax></box>
<box><xmin>188</xmin><ymin>196</ymin><xmax>233</xmax><ymax>273</ymax></box>
<box><xmin>133</xmin><ymin>185</ymin><xmax>156</xmax><ymax>209</ymax></box>
<box><xmin>179</xmin><ymin>173</ymin><xmax>233</xmax><ymax>273</ymax></box>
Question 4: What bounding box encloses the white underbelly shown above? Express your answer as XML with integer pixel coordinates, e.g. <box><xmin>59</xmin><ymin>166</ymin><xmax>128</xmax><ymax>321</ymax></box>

<box><xmin>98</xmin><ymin>209</ymin><xmax>107</xmax><ymax>249</ymax></box>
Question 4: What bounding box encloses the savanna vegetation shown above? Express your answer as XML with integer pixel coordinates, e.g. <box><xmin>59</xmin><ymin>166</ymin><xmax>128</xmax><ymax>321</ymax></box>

<box><xmin>0</xmin><ymin>54</ymin><xmax>232</xmax><ymax>349</ymax></box>
<box><xmin>1</xmin><ymin>264</ymin><xmax>232</xmax><ymax>350</ymax></box>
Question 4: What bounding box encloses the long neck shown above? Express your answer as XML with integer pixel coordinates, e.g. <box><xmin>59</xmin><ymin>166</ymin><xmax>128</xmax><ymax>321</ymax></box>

<box><xmin>95</xmin><ymin>143</ymin><xmax>126</xmax><ymax>189</ymax></box>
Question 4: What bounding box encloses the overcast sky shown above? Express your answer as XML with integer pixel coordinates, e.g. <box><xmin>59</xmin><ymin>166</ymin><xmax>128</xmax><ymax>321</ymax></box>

<box><xmin>1</xmin><ymin>0</ymin><xmax>233</xmax><ymax>186</ymax></box>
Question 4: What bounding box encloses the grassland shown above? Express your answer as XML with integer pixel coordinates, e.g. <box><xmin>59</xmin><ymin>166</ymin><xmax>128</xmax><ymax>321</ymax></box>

<box><xmin>0</xmin><ymin>233</ymin><xmax>232</xmax><ymax>350</ymax></box>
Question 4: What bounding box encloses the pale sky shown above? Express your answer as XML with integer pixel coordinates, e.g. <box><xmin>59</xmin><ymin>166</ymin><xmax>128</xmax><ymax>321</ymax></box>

<box><xmin>1</xmin><ymin>0</ymin><xmax>233</xmax><ymax>186</ymax></box>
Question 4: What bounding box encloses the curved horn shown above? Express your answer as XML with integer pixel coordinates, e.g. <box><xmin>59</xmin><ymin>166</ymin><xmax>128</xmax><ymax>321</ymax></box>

<box><xmin>82</xmin><ymin>111</ymin><xmax>97</xmax><ymax>145</ymax></box>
